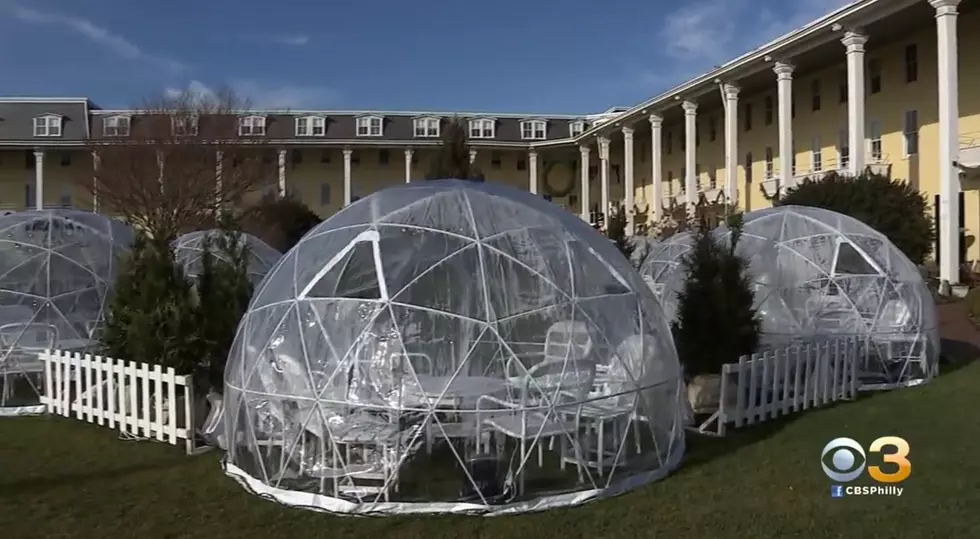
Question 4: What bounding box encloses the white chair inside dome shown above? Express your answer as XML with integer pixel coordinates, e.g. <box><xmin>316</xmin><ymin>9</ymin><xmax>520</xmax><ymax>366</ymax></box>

<box><xmin>222</xmin><ymin>180</ymin><xmax>685</xmax><ymax>515</ymax></box>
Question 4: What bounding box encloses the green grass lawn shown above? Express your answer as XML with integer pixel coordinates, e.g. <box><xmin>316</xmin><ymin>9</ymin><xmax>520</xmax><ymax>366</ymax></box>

<box><xmin>2</xmin><ymin>360</ymin><xmax>978</xmax><ymax>539</ymax></box>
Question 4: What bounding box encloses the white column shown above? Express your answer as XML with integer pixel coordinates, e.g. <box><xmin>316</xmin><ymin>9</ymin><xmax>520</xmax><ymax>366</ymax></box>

<box><xmin>722</xmin><ymin>84</ymin><xmax>740</xmax><ymax>203</ymax></box>
<box><xmin>622</xmin><ymin>127</ymin><xmax>635</xmax><ymax>235</ymax></box>
<box><xmin>404</xmin><ymin>148</ymin><xmax>413</xmax><ymax>183</ymax></box>
<box><xmin>342</xmin><ymin>149</ymin><xmax>352</xmax><ymax>206</ymax></box>
<box><xmin>469</xmin><ymin>148</ymin><xmax>477</xmax><ymax>164</ymax></box>
<box><xmin>597</xmin><ymin>136</ymin><xmax>610</xmax><ymax>227</ymax></box>
<box><xmin>842</xmin><ymin>31</ymin><xmax>868</xmax><ymax>175</ymax></box>
<box><xmin>33</xmin><ymin>150</ymin><xmax>44</xmax><ymax>210</ymax></box>
<box><xmin>277</xmin><ymin>149</ymin><xmax>286</xmax><ymax>197</ymax></box>
<box><xmin>579</xmin><ymin>145</ymin><xmax>591</xmax><ymax>222</ymax></box>
<box><xmin>932</xmin><ymin>0</ymin><xmax>961</xmax><ymax>284</ymax></box>
<box><xmin>91</xmin><ymin>151</ymin><xmax>100</xmax><ymax>213</ymax></box>
<box><xmin>528</xmin><ymin>150</ymin><xmax>539</xmax><ymax>194</ymax></box>
<box><xmin>682</xmin><ymin>101</ymin><xmax>698</xmax><ymax>207</ymax></box>
<box><xmin>774</xmin><ymin>62</ymin><xmax>795</xmax><ymax>190</ymax></box>
<box><xmin>649</xmin><ymin>115</ymin><xmax>663</xmax><ymax>221</ymax></box>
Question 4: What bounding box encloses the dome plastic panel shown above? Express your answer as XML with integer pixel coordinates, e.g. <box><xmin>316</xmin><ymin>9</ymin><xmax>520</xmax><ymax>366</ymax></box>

<box><xmin>222</xmin><ymin>180</ymin><xmax>685</xmax><ymax>515</ymax></box>
<box><xmin>0</xmin><ymin>210</ymin><xmax>133</xmax><ymax>413</ymax></box>
<box><xmin>173</xmin><ymin>229</ymin><xmax>282</xmax><ymax>289</ymax></box>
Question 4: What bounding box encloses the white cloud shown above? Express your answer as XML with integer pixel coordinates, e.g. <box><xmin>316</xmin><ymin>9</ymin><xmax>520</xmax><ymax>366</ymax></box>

<box><xmin>164</xmin><ymin>79</ymin><xmax>341</xmax><ymax>110</ymax></box>
<box><xmin>269</xmin><ymin>34</ymin><xmax>310</xmax><ymax>46</ymax></box>
<box><xmin>8</xmin><ymin>4</ymin><xmax>185</xmax><ymax>73</ymax></box>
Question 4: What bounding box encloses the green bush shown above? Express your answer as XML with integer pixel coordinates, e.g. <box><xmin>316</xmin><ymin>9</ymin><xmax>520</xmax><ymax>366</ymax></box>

<box><xmin>965</xmin><ymin>287</ymin><xmax>980</xmax><ymax>324</ymax></box>
<box><xmin>194</xmin><ymin>232</ymin><xmax>253</xmax><ymax>391</ymax></box>
<box><xmin>605</xmin><ymin>203</ymin><xmax>635</xmax><ymax>264</ymax></box>
<box><xmin>671</xmin><ymin>214</ymin><xmax>761</xmax><ymax>380</ymax></box>
<box><xmin>240</xmin><ymin>197</ymin><xmax>322</xmax><ymax>253</ymax></box>
<box><xmin>776</xmin><ymin>170</ymin><xmax>934</xmax><ymax>265</ymax></box>
<box><xmin>426</xmin><ymin>117</ymin><xmax>485</xmax><ymax>181</ymax></box>
<box><xmin>101</xmin><ymin>234</ymin><xmax>201</xmax><ymax>377</ymax></box>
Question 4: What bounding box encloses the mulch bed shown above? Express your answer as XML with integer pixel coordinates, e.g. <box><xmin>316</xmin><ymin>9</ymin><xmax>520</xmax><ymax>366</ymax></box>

<box><xmin>937</xmin><ymin>301</ymin><xmax>979</xmax><ymax>345</ymax></box>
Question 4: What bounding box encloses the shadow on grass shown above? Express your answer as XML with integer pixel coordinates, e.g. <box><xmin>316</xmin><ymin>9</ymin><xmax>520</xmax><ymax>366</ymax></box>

<box><xmin>940</xmin><ymin>338</ymin><xmax>979</xmax><ymax>375</ymax></box>
<box><xmin>0</xmin><ymin>456</ymin><xmax>189</xmax><ymax>499</ymax></box>
<box><xmin>680</xmin><ymin>412</ymin><xmax>798</xmax><ymax>471</ymax></box>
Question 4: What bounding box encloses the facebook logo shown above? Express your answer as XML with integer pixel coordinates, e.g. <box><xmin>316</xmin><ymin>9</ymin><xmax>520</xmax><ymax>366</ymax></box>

<box><xmin>831</xmin><ymin>485</ymin><xmax>845</xmax><ymax>498</ymax></box>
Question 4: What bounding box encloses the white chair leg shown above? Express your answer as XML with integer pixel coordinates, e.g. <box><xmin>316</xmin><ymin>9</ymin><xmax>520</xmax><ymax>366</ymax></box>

<box><xmin>537</xmin><ymin>440</ymin><xmax>544</xmax><ymax>467</ymax></box>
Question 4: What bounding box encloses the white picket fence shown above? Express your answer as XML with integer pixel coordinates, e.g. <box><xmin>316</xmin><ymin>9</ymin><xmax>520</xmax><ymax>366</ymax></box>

<box><xmin>38</xmin><ymin>349</ymin><xmax>205</xmax><ymax>454</ymax></box>
<box><xmin>696</xmin><ymin>336</ymin><xmax>861</xmax><ymax>436</ymax></box>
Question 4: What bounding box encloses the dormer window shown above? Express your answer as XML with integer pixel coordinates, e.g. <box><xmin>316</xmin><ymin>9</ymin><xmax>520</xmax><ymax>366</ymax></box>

<box><xmin>356</xmin><ymin>115</ymin><xmax>384</xmax><ymax>136</ymax></box>
<box><xmin>239</xmin><ymin>115</ymin><xmax>266</xmax><ymax>136</ymax></box>
<box><xmin>33</xmin><ymin>115</ymin><xmax>62</xmax><ymax>137</ymax></box>
<box><xmin>296</xmin><ymin>115</ymin><xmax>326</xmax><ymax>136</ymax></box>
<box><xmin>103</xmin><ymin>115</ymin><xmax>130</xmax><ymax>137</ymax></box>
<box><xmin>469</xmin><ymin>118</ymin><xmax>495</xmax><ymax>139</ymax></box>
<box><xmin>172</xmin><ymin>115</ymin><xmax>199</xmax><ymax>136</ymax></box>
<box><xmin>521</xmin><ymin>119</ymin><xmax>547</xmax><ymax>140</ymax></box>
<box><xmin>569</xmin><ymin>120</ymin><xmax>586</xmax><ymax>137</ymax></box>
<box><xmin>413</xmin><ymin>117</ymin><xmax>440</xmax><ymax>137</ymax></box>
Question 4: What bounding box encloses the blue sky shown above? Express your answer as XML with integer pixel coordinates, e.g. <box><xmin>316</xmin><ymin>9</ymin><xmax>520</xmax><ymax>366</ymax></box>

<box><xmin>0</xmin><ymin>0</ymin><xmax>851</xmax><ymax>113</ymax></box>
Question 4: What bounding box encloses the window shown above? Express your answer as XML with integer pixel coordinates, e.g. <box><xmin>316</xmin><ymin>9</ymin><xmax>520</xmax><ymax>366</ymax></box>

<box><xmin>905</xmin><ymin>44</ymin><xmax>918</xmax><ymax>83</ymax></box>
<box><xmin>413</xmin><ymin>117</ymin><xmax>440</xmax><ymax>137</ymax></box>
<box><xmin>520</xmin><ymin>120</ymin><xmax>547</xmax><ymax>140</ymax></box>
<box><xmin>904</xmin><ymin>110</ymin><xmax>919</xmax><ymax>156</ymax></box>
<box><xmin>744</xmin><ymin>152</ymin><xmax>753</xmax><ymax>183</ymax></box>
<box><xmin>319</xmin><ymin>182</ymin><xmax>331</xmax><ymax>206</ymax></box>
<box><xmin>695</xmin><ymin>121</ymin><xmax>700</xmax><ymax>146</ymax></box>
<box><xmin>60</xmin><ymin>153</ymin><xmax>71</xmax><ymax>167</ymax></box>
<box><xmin>59</xmin><ymin>188</ymin><xmax>72</xmax><ymax>208</ymax></box>
<box><xmin>320</xmin><ymin>150</ymin><xmax>331</xmax><ymax>163</ymax></box>
<box><xmin>680</xmin><ymin>168</ymin><xmax>686</xmax><ymax>194</ymax></box>
<box><xmin>839</xmin><ymin>70</ymin><xmax>848</xmax><ymax>104</ymax></box>
<box><xmin>517</xmin><ymin>158</ymin><xmax>527</xmax><ymax>171</ymax></box>
<box><xmin>812</xmin><ymin>136</ymin><xmax>823</xmax><ymax>173</ymax></box>
<box><xmin>356</xmin><ymin>115</ymin><xmax>383</xmax><ymax>136</ymax></box>
<box><xmin>764</xmin><ymin>147</ymin><xmax>774</xmax><ymax>179</ymax></box>
<box><xmin>838</xmin><ymin>128</ymin><xmax>850</xmax><ymax>169</ymax></box>
<box><xmin>569</xmin><ymin>120</ymin><xmax>586</xmax><ymax>137</ymax></box>
<box><xmin>469</xmin><ymin>118</ymin><xmax>495</xmax><ymax>139</ymax></box>
<box><xmin>24</xmin><ymin>183</ymin><xmax>34</xmax><ymax>208</ymax></box>
<box><xmin>491</xmin><ymin>151</ymin><xmax>502</xmax><ymax>169</ymax></box>
<box><xmin>296</xmin><ymin>116</ymin><xmax>326</xmax><ymax>136</ymax></box>
<box><xmin>744</xmin><ymin>103</ymin><xmax>753</xmax><ymax>132</ymax></box>
<box><xmin>791</xmin><ymin>92</ymin><xmax>796</xmax><ymax>119</ymax></box>
<box><xmin>239</xmin><ymin>115</ymin><xmax>266</xmax><ymax>136</ymax></box>
<box><xmin>666</xmin><ymin>131</ymin><xmax>673</xmax><ymax>154</ymax></box>
<box><xmin>33</xmin><ymin>115</ymin><xmax>62</xmax><ymax>137</ymax></box>
<box><xmin>172</xmin><ymin>115</ymin><xmax>199</xmax><ymax>136</ymax></box>
<box><xmin>666</xmin><ymin>171</ymin><xmax>674</xmax><ymax>195</ymax></box>
<box><xmin>869</xmin><ymin>119</ymin><xmax>882</xmax><ymax>161</ymax></box>
<box><xmin>103</xmin><ymin>115</ymin><xmax>130</xmax><ymax>137</ymax></box>
<box><xmin>764</xmin><ymin>95</ymin><xmax>774</xmax><ymax>125</ymax></box>
<box><xmin>791</xmin><ymin>145</ymin><xmax>796</xmax><ymax>176</ymax></box>
<box><xmin>811</xmin><ymin>79</ymin><xmax>821</xmax><ymax>111</ymax></box>
<box><xmin>709</xmin><ymin>117</ymin><xmax>717</xmax><ymax>142</ymax></box>
<box><xmin>868</xmin><ymin>59</ymin><xmax>882</xmax><ymax>94</ymax></box>
<box><xmin>292</xmin><ymin>149</ymin><xmax>303</xmax><ymax>165</ymax></box>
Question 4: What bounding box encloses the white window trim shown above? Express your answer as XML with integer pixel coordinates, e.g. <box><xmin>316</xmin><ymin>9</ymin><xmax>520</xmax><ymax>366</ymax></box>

<box><xmin>172</xmin><ymin>115</ymin><xmax>199</xmax><ymax>136</ymax></box>
<box><xmin>868</xmin><ymin>119</ymin><xmax>883</xmax><ymax>162</ymax></box>
<box><xmin>239</xmin><ymin>115</ymin><xmax>267</xmax><ymax>137</ymax></box>
<box><xmin>103</xmin><ymin>115</ymin><xmax>131</xmax><ymax>137</ymax></box>
<box><xmin>356</xmin><ymin>115</ymin><xmax>384</xmax><ymax>137</ymax></box>
<box><xmin>468</xmin><ymin>118</ymin><xmax>496</xmax><ymax>139</ymax></box>
<box><xmin>413</xmin><ymin>117</ymin><xmax>441</xmax><ymax>138</ymax></box>
<box><xmin>33</xmin><ymin>114</ymin><xmax>63</xmax><ymax>137</ymax></box>
<box><xmin>569</xmin><ymin>120</ymin><xmax>586</xmax><ymax>138</ymax></box>
<box><xmin>812</xmin><ymin>136</ymin><xmax>823</xmax><ymax>173</ymax></box>
<box><xmin>903</xmin><ymin>110</ymin><xmax>919</xmax><ymax>158</ymax></box>
<box><xmin>520</xmin><ymin>119</ymin><xmax>547</xmax><ymax>141</ymax></box>
<box><xmin>764</xmin><ymin>148</ymin><xmax>774</xmax><ymax>179</ymax></box>
<box><xmin>295</xmin><ymin>115</ymin><xmax>326</xmax><ymax>137</ymax></box>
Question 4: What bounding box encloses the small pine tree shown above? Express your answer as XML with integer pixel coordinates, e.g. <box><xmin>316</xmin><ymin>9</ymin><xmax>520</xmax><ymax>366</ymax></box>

<box><xmin>670</xmin><ymin>214</ymin><xmax>761</xmax><ymax>380</ymax></box>
<box><xmin>605</xmin><ymin>203</ymin><xmax>635</xmax><ymax>262</ymax></box>
<box><xmin>195</xmin><ymin>229</ymin><xmax>254</xmax><ymax>392</ymax></box>
<box><xmin>101</xmin><ymin>233</ymin><xmax>202</xmax><ymax>376</ymax></box>
<box><xmin>776</xmin><ymin>170</ymin><xmax>935</xmax><ymax>264</ymax></box>
<box><xmin>426</xmin><ymin>117</ymin><xmax>485</xmax><ymax>181</ymax></box>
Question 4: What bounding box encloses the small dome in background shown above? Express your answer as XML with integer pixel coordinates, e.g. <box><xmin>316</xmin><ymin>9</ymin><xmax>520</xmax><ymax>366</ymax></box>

<box><xmin>173</xmin><ymin>229</ymin><xmax>282</xmax><ymax>288</ymax></box>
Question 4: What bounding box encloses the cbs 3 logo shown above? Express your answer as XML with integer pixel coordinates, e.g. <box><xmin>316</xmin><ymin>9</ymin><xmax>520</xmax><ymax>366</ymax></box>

<box><xmin>820</xmin><ymin>436</ymin><xmax>911</xmax><ymax>483</ymax></box>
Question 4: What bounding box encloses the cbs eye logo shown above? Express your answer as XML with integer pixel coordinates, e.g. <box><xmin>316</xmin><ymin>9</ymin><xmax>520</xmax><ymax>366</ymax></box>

<box><xmin>820</xmin><ymin>436</ymin><xmax>911</xmax><ymax>483</ymax></box>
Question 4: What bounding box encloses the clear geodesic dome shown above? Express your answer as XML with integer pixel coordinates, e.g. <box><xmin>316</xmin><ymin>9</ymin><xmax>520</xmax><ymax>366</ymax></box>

<box><xmin>222</xmin><ymin>179</ymin><xmax>685</xmax><ymax>515</ymax></box>
<box><xmin>715</xmin><ymin>206</ymin><xmax>939</xmax><ymax>389</ymax></box>
<box><xmin>0</xmin><ymin>210</ymin><xmax>133</xmax><ymax>414</ymax></box>
<box><xmin>638</xmin><ymin>231</ymin><xmax>694</xmax><ymax>321</ymax></box>
<box><xmin>173</xmin><ymin>229</ymin><xmax>282</xmax><ymax>287</ymax></box>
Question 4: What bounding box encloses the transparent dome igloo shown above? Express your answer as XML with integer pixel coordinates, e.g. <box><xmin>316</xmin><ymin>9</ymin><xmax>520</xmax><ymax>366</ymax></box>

<box><xmin>173</xmin><ymin>229</ymin><xmax>282</xmax><ymax>287</ymax></box>
<box><xmin>222</xmin><ymin>179</ymin><xmax>685</xmax><ymax>515</ymax></box>
<box><xmin>638</xmin><ymin>231</ymin><xmax>694</xmax><ymax>321</ymax></box>
<box><xmin>0</xmin><ymin>210</ymin><xmax>133</xmax><ymax>414</ymax></box>
<box><xmin>715</xmin><ymin>206</ymin><xmax>939</xmax><ymax>389</ymax></box>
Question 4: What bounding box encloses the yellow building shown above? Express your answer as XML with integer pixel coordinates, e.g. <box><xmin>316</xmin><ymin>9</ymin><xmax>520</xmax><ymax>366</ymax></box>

<box><xmin>0</xmin><ymin>0</ymin><xmax>976</xmax><ymax>284</ymax></box>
